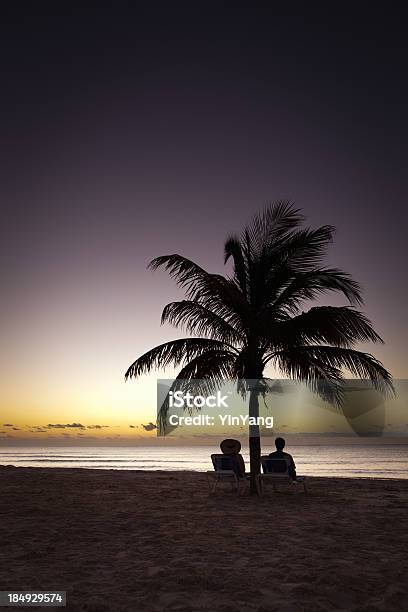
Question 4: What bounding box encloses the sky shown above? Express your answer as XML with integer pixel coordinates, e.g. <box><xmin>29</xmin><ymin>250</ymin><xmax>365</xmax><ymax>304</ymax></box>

<box><xmin>0</xmin><ymin>3</ymin><xmax>407</xmax><ymax>445</ymax></box>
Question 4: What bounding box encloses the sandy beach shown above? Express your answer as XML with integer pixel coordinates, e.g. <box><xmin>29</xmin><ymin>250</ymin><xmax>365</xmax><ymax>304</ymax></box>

<box><xmin>1</xmin><ymin>467</ymin><xmax>407</xmax><ymax>612</ymax></box>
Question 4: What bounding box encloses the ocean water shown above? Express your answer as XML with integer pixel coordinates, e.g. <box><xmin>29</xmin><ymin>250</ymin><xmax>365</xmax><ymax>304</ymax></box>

<box><xmin>1</xmin><ymin>445</ymin><xmax>408</xmax><ymax>478</ymax></box>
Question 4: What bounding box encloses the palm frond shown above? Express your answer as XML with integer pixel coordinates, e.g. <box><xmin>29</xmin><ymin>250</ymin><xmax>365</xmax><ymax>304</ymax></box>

<box><xmin>157</xmin><ymin>351</ymin><xmax>238</xmax><ymax>433</ymax></box>
<box><xmin>272</xmin><ymin>345</ymin><xmax>395</xmax><ymax>402</ymax></box>
<box><xmin>148</xmin><ymin>254</ymin><xmax>214</xmax><ymax>295</ymax></box>
<box><xmin>175</xmin><ymin>350</ymin><xmax>238</xmax><ymax>381</ymax></box>
<box><xmin>274</xmin><ymin>350</ymin><xmax>345</xmax><ymax>405</ymax></box>
<box><xmin>224</xmin><ymin>234</ymin><xmax>248</xmax><ymax>297</ymax></box>
<box><xmin>149</xmin><ymin>253</ymin><xmax>250</xmax><ymax>330</ymax></box>
<box><xmin>271</xmin><ymin>267</ymin><xmax>363</xmax><ymax>314</ymax></box>
<box><xmin>270</xmin><ymin>225</ymin><xmax>335</xmax><ymax>272</ymax></box>
<box><xmin>161</xmin><ymin>300</ymin><xmax>242</xmax><ymax>345</ymax></box>
<box><xmin>272</xmin><ymin>306</ymin><xmax>384</xmax><ymax>348</ymax></box>
<box><xmin>243</xmin><ymin>201</ymin><xmax>304</xmax><ymax>258</ymax></box>
<box><xmin>125</xmin><ymin>338</ymin><xmax>237</xmax><ymax>380</ymax></box>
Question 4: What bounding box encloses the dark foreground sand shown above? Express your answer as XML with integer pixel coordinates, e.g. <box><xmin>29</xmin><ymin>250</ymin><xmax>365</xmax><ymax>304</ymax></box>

<box><xmin>1</xmin><ymin>468</ymin><xmax>407</xmax><ymax>612</ymax></box>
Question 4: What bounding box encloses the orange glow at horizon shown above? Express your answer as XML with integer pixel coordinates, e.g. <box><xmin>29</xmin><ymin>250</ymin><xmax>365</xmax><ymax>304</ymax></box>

<box><xmin>0</xmin><ymin>264</ymin><xmax>404</xmax><ymax>445</ymax></box>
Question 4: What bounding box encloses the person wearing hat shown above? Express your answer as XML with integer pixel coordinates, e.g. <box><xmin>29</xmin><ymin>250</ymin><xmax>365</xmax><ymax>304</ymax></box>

<box><xmin>220</xmin><ymin>439</ymin><xmax>246</xmax><ymax>478</ymax></box>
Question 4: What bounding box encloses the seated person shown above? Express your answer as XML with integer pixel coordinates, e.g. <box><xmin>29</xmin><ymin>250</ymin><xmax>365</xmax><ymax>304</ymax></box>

<box><xmin>269</xmin><ymin>437</ymin><xmax>297</xmax><ymax>480</ymax></box>
<box><xmin>220</xmin><ymin>438</ymin><xmax>246</xmax><ymax>478</ymax></box>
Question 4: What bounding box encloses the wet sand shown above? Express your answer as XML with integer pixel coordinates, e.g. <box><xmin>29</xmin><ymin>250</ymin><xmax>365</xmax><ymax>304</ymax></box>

<box><xmin>1</xmin><ymin>467</ymin><xmax>407</xmax><ymax>611</ymax></box>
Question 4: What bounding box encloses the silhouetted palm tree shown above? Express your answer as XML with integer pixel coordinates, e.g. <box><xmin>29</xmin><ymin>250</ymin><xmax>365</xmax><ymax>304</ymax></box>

<box><xmin>126</xmin><ymin>202</ymin><xmax>394</xmax><ymax>493</ymax></box>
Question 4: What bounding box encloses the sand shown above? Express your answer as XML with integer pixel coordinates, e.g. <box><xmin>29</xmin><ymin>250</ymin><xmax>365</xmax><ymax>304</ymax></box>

<box><xmin>0</xmin><ymin>467</ymin><xmax>407</xmax><ymax>612</ymax></box>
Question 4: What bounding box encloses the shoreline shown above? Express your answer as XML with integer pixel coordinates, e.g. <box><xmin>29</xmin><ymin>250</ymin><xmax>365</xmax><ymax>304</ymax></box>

<box><xmin>1</xmin><ymin>464</ymin><xmax>408</xmax><ymax>481</ymax></box>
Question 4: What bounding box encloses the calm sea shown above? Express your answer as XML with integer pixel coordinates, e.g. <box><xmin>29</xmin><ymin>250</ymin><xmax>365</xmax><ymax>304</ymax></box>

<box><xmin>1</xmin><ymin>445</ymin><xmax>408</xmax><ymax>478</ymax></box>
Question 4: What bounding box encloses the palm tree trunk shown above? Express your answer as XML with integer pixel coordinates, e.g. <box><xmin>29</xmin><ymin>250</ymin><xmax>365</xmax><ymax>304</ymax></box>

<box><xmin>248</xmin><ymin>385</ymin><xmax>261</xmax><ymax>495</ymax></box>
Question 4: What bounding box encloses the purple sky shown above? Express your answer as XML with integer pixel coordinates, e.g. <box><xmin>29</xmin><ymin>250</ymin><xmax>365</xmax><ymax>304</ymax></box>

<box><xmin>0</xmin><ymin>4</ymin><xmax>407</xmax><ymax>441</ymax></box>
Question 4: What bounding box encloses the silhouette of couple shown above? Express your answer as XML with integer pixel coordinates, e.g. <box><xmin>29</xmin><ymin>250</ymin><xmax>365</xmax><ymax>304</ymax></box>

<box><xmin>220</xmin><ymin>437</ymin><xmax>297</xmax><ymax>480</ymax></box>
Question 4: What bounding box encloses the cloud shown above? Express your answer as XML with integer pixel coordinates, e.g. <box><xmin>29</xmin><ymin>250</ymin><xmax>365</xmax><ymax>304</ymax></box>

<box><xmin>3</xmin><ymin>424</ymin><xmax>13</xmax><ymax>427</ymax></box>
<box><xmin>12</xmin><ymin>427</ymin><xmax>21</xmax><ymax>431</ymax></box>
<box><xmin>47</xmin><ymin>423</ymin><xmax>85</xmax><ymax>429</ymax></box>
<box><xmin>129</xmin><ymin>425</ymin><xmax>138</xmax><ymax>429</ymax></box>
<box><xmin>44</xmin><ymin>423</ymin><xmax>109</xmax><ymax>430</ymax></box>
<box><xmin>141</xmin><ymin>422</ymin><xmax>157</xmax><ymax>431</ymax></box>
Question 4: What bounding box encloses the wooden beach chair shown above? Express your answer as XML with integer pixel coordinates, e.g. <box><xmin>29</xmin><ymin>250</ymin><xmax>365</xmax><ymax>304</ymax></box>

<box><xmin>206</xmin><ymin>454</ymin><xmax>247</xmax><ymax>495</ymax></box>
<box><xmin>259</xmin><ymin>455</ymin><xmax>307</xmax><ymax>495</ymax></box>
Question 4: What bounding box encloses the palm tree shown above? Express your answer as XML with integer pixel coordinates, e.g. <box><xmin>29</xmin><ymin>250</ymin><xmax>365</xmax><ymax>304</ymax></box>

<box><xmin>125</xmin><ymin>202</ymin><xmax>394</xmax><ymax>493</ymax></box>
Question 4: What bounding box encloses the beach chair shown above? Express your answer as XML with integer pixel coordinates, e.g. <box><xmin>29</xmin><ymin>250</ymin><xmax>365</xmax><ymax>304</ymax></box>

<box><xmin>206</xmin><ymin>454</ymin><xmax>247</xmax><ymax>495</ymax></box>
<box><xmin>259</xmin><ymin>455</ymin><xmax>307</xmax><ymax>495</ymax></box>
